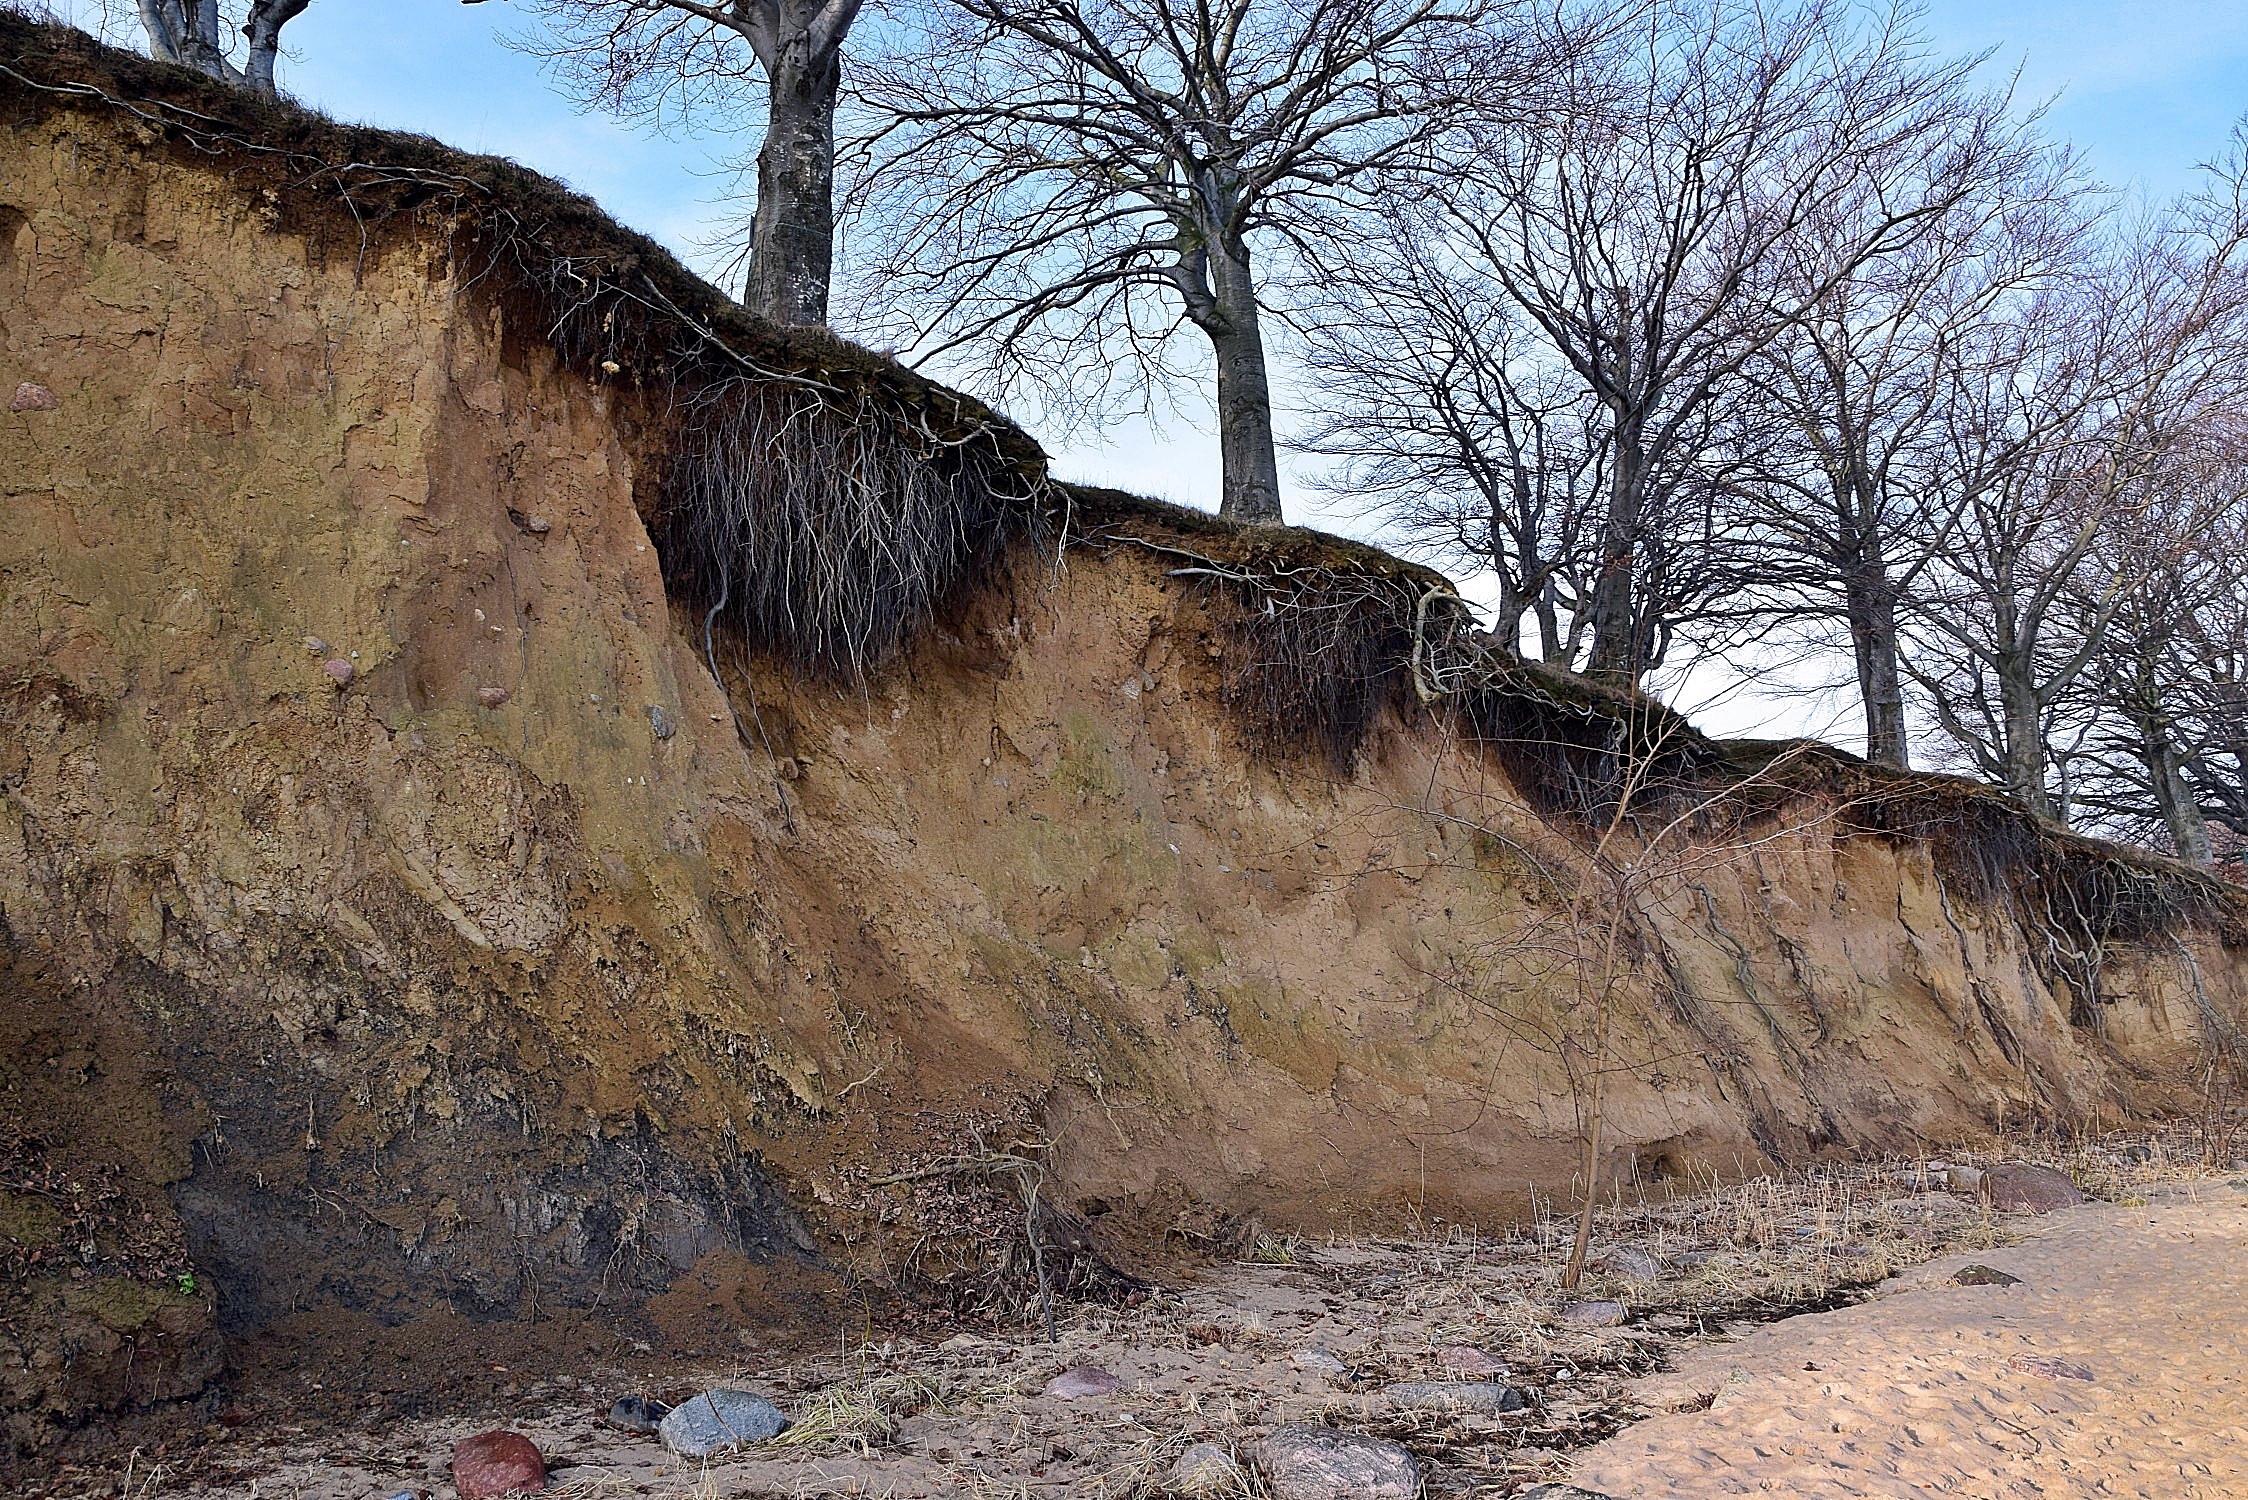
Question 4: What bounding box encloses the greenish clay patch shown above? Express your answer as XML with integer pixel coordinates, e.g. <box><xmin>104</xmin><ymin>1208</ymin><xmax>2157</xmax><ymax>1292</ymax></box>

<box><xmin>0</xmin><ymin>1190</ymin><xmax>66</xmax><ymax>1248</ymax></box>
<box><xmin>1052</xmin><ymin>711</ymin><xmax>1124</xmax><ymax>801</ymax></box>
<box><xmin>1214</xmin><ymin>976</ymin><xmax>1343</xmax><ymax>1095</ymax></box>
<box><xmin>82</xmin><ymin>1276</ymin><xmax>202</xmax><ymax>1332</ymax></box>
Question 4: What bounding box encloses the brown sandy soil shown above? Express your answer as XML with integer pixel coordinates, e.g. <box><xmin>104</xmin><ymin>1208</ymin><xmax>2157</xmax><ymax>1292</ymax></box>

<box><xmin>33</xmin><ymin>1135</ymin><xmax>2239</xmax><ymax>1499</ymax></box>
<box><xmin>1568</xmin><ymin>1182</ymin><xmax>2248</xmax><ymax>1500</ymax></box>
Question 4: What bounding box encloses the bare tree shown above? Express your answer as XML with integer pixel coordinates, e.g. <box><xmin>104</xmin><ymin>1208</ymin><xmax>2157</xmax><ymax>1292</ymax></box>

<box><xmin>522</xmin><ymin>0</ymin><xmax>869</xmax><ymax>325</ymax></box>
<box><xmin>1723</xmin><ymin>137</ymin><xmax>2089</xmax><ymax>768</ymax></box>
<box><xmin>1422</xmin><ymin>0</ymin><xmax>2017</xmax><ymax>680</ymax></box>
<box><xmin>1298</xmin><ymin>220</ymin><xmax>1608</xmax><ymax>662</ymax></box>
<box><xmin>124</xmin><ymin>0</ymin><xmax>311</xmax><ymax>95</ymax></box>
<box><xmin>840</xmin><ymin>0</ymin><xmax>1529</xmax><ymax>524</ymax></box>
<box><xmin>1905</xmin><ymin>152</ymin><xmax>2248</xmax><ymax>820</ymax></box>
<box><xmin>2177</xmin><ymin>575</ymin><xmax>2248</xmax><ymax>850</ymax></box>
<box><xmin>2060</xmin><ymin>450</ymin><xmax>2248</xmax><ymax>861</ymax></box>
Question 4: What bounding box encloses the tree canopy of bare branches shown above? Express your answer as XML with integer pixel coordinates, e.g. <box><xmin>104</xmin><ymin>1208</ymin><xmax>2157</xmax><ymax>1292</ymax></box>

<box><xmin>1720</xmin><ymin>132</ymin><xmax>2090</xmax><ymax>768</ymax></box>
<box><xmin>1902</xmin><ymin>156</ymin><xmax>2248</xmax><ymax>821</ymax></box>
<box><xmin>1390</xmin><ymin>0</ymin><xmax>2025</xmax><ymax>681</ymax></box>
<box><xmin>840</xmin><ymin>0</ymin><xmax>1529</xmax><ymax>524</ymax></box>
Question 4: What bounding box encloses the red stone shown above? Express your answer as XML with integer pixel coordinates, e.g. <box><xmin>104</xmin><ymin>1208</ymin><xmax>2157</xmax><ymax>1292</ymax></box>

<box><xmin>452</xmin><ymin>1430</ymin><xmax>546</xmax><ymax>1498</ymax></box>
<box><xmin>11</xmin><ymin>382</ymin><xmax>58</xmax><ymax>412</ymax></box>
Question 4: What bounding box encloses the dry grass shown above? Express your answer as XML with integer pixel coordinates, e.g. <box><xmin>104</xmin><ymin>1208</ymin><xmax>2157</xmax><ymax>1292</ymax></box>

<box><xmin>769</xmin><ymin>1373</ymin><xmax>946</xmax><ymax>1455</ymax></box>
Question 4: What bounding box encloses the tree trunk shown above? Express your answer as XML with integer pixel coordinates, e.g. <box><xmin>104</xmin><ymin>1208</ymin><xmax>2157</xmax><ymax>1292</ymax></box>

<box><xmin>1844</xmin><ymin>571</ymin><xmax>1909</xmax><ymax>769</ymax></box>
<box><xmin>1585</xmin><ymin>413</ymin><xmax>1644</xmax><ymax>680</ymax></box>
<box><xmin>2140</xmin><ymin>719</ymin><xmax>2214</xmax><ymax>864</ymax></box>
<box><xmin>746</xmin><ymin>39</ymin><xmax>841</xmax><ymax>327</ymax></box>
<box><xmin>139</xmin><ymin>0</ymin><xmax>241</xmax><ymax>84</ymax></box>
<box><xmin>243</xmin><ymin>0</ymin><xmax>311</xmax><ymax>98</ymax></box>
<box><xmin>1205</xmin><ymin>241</ymin><xmax>1284</xmax><ymax>525</ymax></box>
<box><xmin>1996</xmin><ymin>654</ymin><xmax>2052</xmax><ymax>820</ymax></box>
<box><xmin>179</xmin><ymin>0</ymin><xmax>232</xmax><ymax>78</ymax></box>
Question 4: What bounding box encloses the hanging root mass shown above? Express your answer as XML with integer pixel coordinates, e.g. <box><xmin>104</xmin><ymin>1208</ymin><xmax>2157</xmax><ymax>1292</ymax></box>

<box><xmin>655</xmin><ymin>382</ymin><xmax>1046</xmax><ymax>680</ymax></box>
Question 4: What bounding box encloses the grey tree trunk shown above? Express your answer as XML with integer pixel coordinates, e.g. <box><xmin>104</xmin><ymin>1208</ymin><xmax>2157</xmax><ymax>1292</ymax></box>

<box><xmin>746</xmin><ymin>40</ymin><xmax>841</xmax><ymax>327</ymax></box>
<box><xmin>2139</xmin><ymin>720</ymin><xmax>2214</xmax><ymax>864</ymax></box>
<box><xmin>1996</xmin><ymin>654</ymin><xmax>2052</xmax><ymax>820</ymax></box>
<box><xmin>138</xmin><ymin>0</ymin><xmax>307</xmax><ymax>97</ymax></box>
<box><xmin>1844</xmin><ymin>572</ymin><xmax>1909</xmax><ymax>769</ymax></box>
<box><xmin>243</xmin><ymin>0</ymin><xmax>310</xmax><ymax>98</ymax></box>
<box><xmin>1203</xmin><ymin>240</ymin><xmax>1284</xmax><ymax>525</ymax></box>
<box><xmin>1585</xmin><ymin>413</ymin><xmax>1644</xmax><ymax>680</ymax></box>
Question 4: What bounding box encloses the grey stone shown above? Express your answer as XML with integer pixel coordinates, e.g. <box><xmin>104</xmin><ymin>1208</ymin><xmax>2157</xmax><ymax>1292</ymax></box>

<box><xmin>1384</xmin><ymin>1379</ymin><xmax>1524</xmax><ymax>1414</ymax></box>
<box><xmin>1950</xmin><ymin>1264</ymin><xmax>2022</xmax><ymax>1287</ymax></box>
<box><xmin>1289</xmin><ymin>1347</ymin><xmax>1348</xmax><ymax>1378</ymax></box>
<box><xmin>648</xmin><ymin>704</ymin><xmax>676</xmax><ymax>740</ymax></box>
<box><xmin>1560</xmin><ymin>1299</ymin><xmax>1627</xmax><ymax>1327</ymax></box>
<box><xmin>1984</xmin><ymin>1164</ymin><xmax>2084</xmax><ymax>1214</ymax></box>
<box><xmin>659</xmin><ymin>1388</ymin><xmax>787</xmax><ymax>1456</ymax></box>
<box><xmin>1671</xmin><ymin>1250</ymin><xmax>1735</xmax><ymax>1269</ymax></box>
<box><xmin>1254</xmin><ymin>1426</ymin><xmax>1419</xmax><ymax>1500</ymax></box>
<box><xmin>607</xmin><ymin>1393</ymin><xmax>670</xmax><ymax>1433</ymax></box>
<box><xmin>1945</xmin><ymin>1165</ymin><xmax>1986</xmax><ymax>1192</ymax></box>
<box><xmin>11</xmin><ymin>382</ymin><xmax>58</xmax><ymax>412</ymax></box>
<box><xmin>1043</xmin><ymin>1365</ymin><xmax>1121</xmax><ymax>1399</ymax></box>
<box><xmin>1170</xmin><ymin>1442</ymin><xmax>1249</xmax><ymax>1496</ymax></box>
<box><xmin>1519</xmin><ymin>1486</ymin><xmax>1620</xmax><ymax>1500</ymax></box>
<box><xmin>1591</xmin><ymin>1246</ymin><xmax>1661</xmax><ymax>1280</ymax></box>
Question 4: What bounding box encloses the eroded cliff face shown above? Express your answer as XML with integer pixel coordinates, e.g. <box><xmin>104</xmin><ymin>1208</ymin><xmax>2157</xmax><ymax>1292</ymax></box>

<box><xmin>3</xmin><ymin>29</ymin><xmax>2244</xmax><ymax>1454</ymax></box>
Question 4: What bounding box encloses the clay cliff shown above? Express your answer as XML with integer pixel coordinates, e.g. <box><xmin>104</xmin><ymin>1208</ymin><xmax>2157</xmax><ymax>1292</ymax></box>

<box><xmin>3</xmin><ymin>17</ymin><xmax>2244</xmax><ymax>1460</ymax></box>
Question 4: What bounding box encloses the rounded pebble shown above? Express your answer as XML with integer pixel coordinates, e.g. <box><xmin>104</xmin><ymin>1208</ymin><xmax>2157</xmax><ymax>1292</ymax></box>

<box><xmin>451</xmin><ymin>1430</ymin><xmax>545</xmax><ymax>1498</ymax></box>
<box><xmin>1254</xmin><ymin>1425</ymin><xmax>1418</xmax><ymax>1500</ymax></box>
<box><xmin>1384</xmin><ymin>1379</ymin><xmax>1524</xmax><ymax>1414</ymax></box>
<box><xmin>659</xmin><ymin>1388</ymin><xmax>786</xmax><ymax>1456</ymax></box>
<box><xmin>1043</xmin><ymin>1365</ymin><xmax>1122</xmax><ymax>1399</ymax></box>
<box><xmin>1171</xmin><ymin>1441</ymin><xmax>1249</xmax><ymax>1495</ymax></box>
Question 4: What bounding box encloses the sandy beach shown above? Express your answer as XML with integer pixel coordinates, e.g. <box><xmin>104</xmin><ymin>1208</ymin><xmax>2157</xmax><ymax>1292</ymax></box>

<box><xmin>1567</xmin><ymin>1183</ymin><xmax>2248</xmax><ymax>1499</ymax></box>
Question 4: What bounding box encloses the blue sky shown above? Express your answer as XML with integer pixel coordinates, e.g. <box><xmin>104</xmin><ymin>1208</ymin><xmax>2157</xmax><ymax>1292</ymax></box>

<box><xmin>33</xmin><ymin>0</ymin><xmax>2248</xmax><ymax>739</ymax></box>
